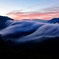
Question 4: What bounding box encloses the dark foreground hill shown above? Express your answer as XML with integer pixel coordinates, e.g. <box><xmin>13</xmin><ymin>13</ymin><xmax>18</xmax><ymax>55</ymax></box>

<box><xmin>0</xmin><ymin>36</ymin><xmax>59</xmax><ymax>59</ymax></box>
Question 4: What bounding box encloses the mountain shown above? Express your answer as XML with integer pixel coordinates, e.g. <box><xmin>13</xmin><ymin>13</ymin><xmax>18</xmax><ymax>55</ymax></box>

<box><xmin>32</xmin><ymin>19</ymin><xmax>48</xmax><ymax>23</ymax></box>
<box><xmin>0</xmin><ymin>16</ymin><xmax>13</xmax><ymax>29</ymax></box>
<box><xmin>21</xmin><ymin>19</ymin><xmax>31</xmax><ymax>21</ymax></box>
<box><xmin>20</xmin><ymin>19</ymin><xmax>48</xmax><ymax>23</ymax></box>
<box><xmin>48</xmin><ymin>18</ymin><xmax>59</xmax><ymax>23</ymax></box>
<box><xmin>0</xmin><ymin>16</ymin><xmax>13</xmax><ymax>21</ymax></box>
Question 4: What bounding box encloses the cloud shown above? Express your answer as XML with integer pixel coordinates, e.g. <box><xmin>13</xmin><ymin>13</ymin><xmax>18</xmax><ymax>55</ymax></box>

<box><xmin>6</xmin><ymin>7</ymin><xmax>59</xmax><ymax>20</ymax></box>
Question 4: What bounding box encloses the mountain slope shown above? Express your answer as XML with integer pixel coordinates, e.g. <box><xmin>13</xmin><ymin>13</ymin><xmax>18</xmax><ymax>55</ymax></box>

<box><xmin>48</xmin><ymin>18</ymin><xmax>59</xmax><ymax>23</ymax></box>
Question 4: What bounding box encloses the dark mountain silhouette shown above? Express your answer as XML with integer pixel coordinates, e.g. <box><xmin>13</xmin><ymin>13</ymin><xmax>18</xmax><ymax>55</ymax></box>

<box><xmin>0</xmin><ymin>16</ymin><xmax>13</xmax><ymax>21</ymax></box>
<box><xmin>0</xmin><ymin>16</ymin><xmax>13</xmax><ymax>29</ymax></box>
<box><xmin>48</xmin><ymin>18</ymin><xmax>59</xmax><ymax>23</ymax></box>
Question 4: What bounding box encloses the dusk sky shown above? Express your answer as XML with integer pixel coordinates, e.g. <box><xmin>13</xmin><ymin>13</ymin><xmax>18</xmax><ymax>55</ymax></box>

<box><xmin>0</xmin><ymin>0</ymin><xmax>59</xmax><ymax>20</ymax></box>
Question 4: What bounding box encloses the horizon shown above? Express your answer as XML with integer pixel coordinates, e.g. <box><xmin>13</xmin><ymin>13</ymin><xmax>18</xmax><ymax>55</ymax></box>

<box><xmin>7</xmin><ymin>15</ymin><xmax>59</xmax><ymax>20</ymax></box>
<box><xmin>0</xmin><ymin>0</ymin><xmax>59</xmax><ymax>20</ymax></box>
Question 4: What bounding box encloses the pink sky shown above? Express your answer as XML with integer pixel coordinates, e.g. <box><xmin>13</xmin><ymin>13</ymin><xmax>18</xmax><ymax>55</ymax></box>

<box><xmin>7</xmin><ymin>7</ymin><xmax>59</xmax><ymax>20</ymax></box>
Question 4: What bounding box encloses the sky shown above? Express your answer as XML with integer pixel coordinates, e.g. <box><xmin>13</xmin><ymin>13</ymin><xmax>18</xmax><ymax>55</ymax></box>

<box><xmin>0</xmin><ymin>0</ymin><xmax>59</xmax><ymax>20</ymax></box>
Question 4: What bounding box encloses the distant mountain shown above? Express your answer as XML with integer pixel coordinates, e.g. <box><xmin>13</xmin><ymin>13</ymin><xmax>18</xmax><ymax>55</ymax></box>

<box><xmin>21</xmin><ymin>19</ymin><xmax>31</xmax><ymax>21</ymax></box>
<box><xmin>32</xmin><ymin>19</ymin><xmax>48</xmax><ymax>23</ymax></box>
<box><xmin>48</xmin><ymin>18</ymin><xmax>59</xmax><ymax>23</ymax></box>
<box><xmin>21</xmin><ymin>19</ymin><xmax>48</xmax><ymax>23</ymax></box>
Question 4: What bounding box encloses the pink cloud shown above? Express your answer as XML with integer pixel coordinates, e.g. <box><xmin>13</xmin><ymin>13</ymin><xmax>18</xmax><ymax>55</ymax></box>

<box><xmin>6</xmin><ymin>7</ymin><xmax>59</xmax><ymax>20</ymax></box>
